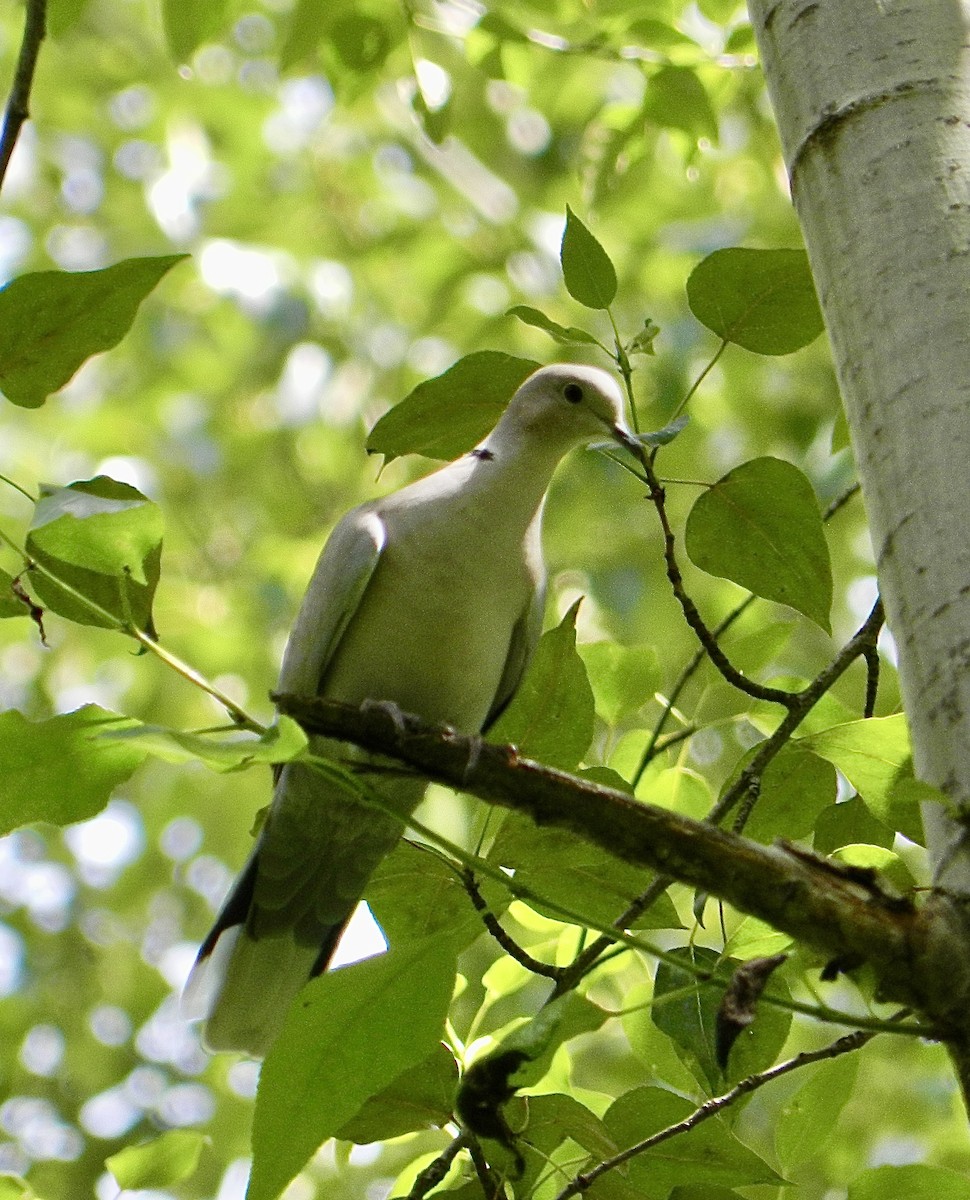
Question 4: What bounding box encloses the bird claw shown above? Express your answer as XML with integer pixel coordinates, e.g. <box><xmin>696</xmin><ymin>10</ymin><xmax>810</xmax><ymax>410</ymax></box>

<box><xmin>361</xmin><ymin>697</ymin><xmax>409</xmax><ymax>740</ymax></box>
<box><xmin>462</xmin><ymin>733</ymin><xmax>484</xmax><ymax>786</ymax></box>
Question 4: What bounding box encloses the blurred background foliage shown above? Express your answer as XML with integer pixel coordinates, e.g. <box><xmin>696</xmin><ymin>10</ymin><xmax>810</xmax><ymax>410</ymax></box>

<box><xmin>0</xmin><ymin>0</ymin><xmax>964</xmax><ymax>1197</ymax></box>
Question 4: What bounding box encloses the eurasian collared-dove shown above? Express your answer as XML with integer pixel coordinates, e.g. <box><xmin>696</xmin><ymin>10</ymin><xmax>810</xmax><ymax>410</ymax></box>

<box><xmin>189</xmin><ymin>363</ymin><xmax>635</xmax><ymax>1055</ymax></box>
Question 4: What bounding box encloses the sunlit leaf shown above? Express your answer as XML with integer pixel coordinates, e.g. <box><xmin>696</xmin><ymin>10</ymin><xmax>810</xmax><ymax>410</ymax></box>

<box><xmin>335</xmin><ymin>1044</ymin><xmax>458</xmax><ymax>1143</ymax></box>
<box><xmin>848</xmin><ymin>1164</ymin><xmax>970</xmax><ymax>1200</ymax></box>
<box><xmin>97</xmin><ymin>716</ymin><xmax>307</xmax><ymax>772</ymax></box>
<box><xmin>643</xmin><ymin>65</ymin><xmax>718</xmax><ymax>143</ymax></box>
<box><xmin>0</xmin><ymin>256</ymin><xmax>186</xmax><ymax>408</ymax></box>
<box><xmin>367</xmin><ymin>839</ymin><xmax>506</xmax><ymax>950</ymax></box>
<box><xmin>685</xmin><ymin>457</ymin><xmax>832</xmax><ymax>630</ymax></box>
<box><xmin>25</xmin><ymin>476</ymin><xmax>163</xmax><ymax>632</ymax></box>
<box><xmin>561</xmin><ymin>207</ymin><xmax>617</xmax><ymax>310</ymax></box>
<box><xmin>687</xmin><ymin>248</ymin><xmax>823</xmax><ymax>355</ymax></box>
<box><xmin>367</xmin><ymin>352</ymin><xmax>539</xmax><ymax>462</ymax></box>
<box><xmin>799</xmin><ymin>715</ymin><xmax>929</xmax><ymax>843</ymax></box>
<box><xmin>0</xmin><ymin>569</ymin><xmax>25</xmax><ymax>617</ymax></box>
<box><xmin>161</xmin><ymin>1</ymin><xmax>229</xmax><ymax>60</ymax></box>
<box><xmin>250</xmin><ymin>937</ymin><xmax>456</xmax><ymax>1200</ymax></box>
<box><xmin>506</xmin><ymin>305</ymin><xmax>599</xmax><ymax>346</ymax></box>
<box><xmin>0</xmin><ymin>706</ymin><xmax>145</xmax><ymax>834</ymax></box>
<box><xmin>604</xmin><ymin>1086</ymin><xmax>781</xmax><ymax>1192</ymax></box>
<box><xmin>106</xmin><ymin>1130</ymin><xmax>207</xmax><ymax>1189</ymax></box>
<box><xmin>741</xmin><ymin>743</ymin><xmax>838</xmax><ymax>843</ymax></box>
<box><xmin>579</xmin><ymin>641</ymin><xmax>660</xmax><ymax>725</ymax></box>
<box><xmin>488</xmin><ymin>601</ymin><xmax>594</xmax><ymax>769</ymax></box>
<box><xmin>490</xmin><ymin>811</ymin><xmax>680</xmax><ymax>931</ymax></box>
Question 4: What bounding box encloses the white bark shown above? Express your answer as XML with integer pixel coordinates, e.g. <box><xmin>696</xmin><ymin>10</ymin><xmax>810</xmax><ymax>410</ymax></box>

<box><xmin>749</xmin><ymin>0</ymin><xmax>970</xmax><ymax>893</ymax></box>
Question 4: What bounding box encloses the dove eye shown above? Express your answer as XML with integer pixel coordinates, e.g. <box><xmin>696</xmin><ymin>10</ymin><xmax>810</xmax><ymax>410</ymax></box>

<box><xmin>563</xmin><ymin>383</ymin><xmax>584</xmax><ymax>404</ymax></box>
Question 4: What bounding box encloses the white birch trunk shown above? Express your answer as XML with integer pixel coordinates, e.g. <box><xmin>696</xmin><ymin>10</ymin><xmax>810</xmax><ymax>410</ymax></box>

<box><xmin>749</xmin><ymin>0</ymin><xmax>970</xmax><ymax>895</ymax></box>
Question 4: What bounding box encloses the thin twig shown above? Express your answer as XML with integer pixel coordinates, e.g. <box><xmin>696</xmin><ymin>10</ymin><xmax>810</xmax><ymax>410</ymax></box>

<box><xmin>462</xmin><ymin>870</ymin><xmax>562</xmax><ymax>980</ymax></box>
<box><xmin>636</xmin><ymin>479</ymin><xmax>863</xmax><ymax>783</ymax></box>
<box><xmin>553</xmin><ymin>1026</ymin><xmax>875</xmax><ymax>1199</ymax></box>
<box><xmin>405</xmin><ymin>1133</ymin><xmax>467</xmax><ymax>1199</ymax></box>
<box><xmin>0</xmin><ymin>0</ymin><xmax>47</xmax><ymax>193</ymax></box>
<box><xmin>635</xmin><ymin>597</ymin><xmax>754</xmax><ymax>785</ymax></box>
<box><xmin>636</xmin><ymin>446</ymin><xmax>798</xmax><ymax>709</ymax></box>
<box><xmin>708</xmin><ymin>596</ymin><xmax>884</xmax><ymax>827</ymax></box>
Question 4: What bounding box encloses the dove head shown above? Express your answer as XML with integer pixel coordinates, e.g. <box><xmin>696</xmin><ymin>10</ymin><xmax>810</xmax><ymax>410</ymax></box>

<box><xmin>499</xmin><ymin>364</ymin><xmax>636</xmax><ymax>459</ymax></box>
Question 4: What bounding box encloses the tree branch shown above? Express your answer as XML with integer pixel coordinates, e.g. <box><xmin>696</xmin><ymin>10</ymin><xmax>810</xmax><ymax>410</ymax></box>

<box><xmin>272</xmin><ymin>690</ymin><xmax>941</xmax><ymax>1027</ymax></box>
<box><xmin>0</xmin><ymin>0</ymin><xmax>47</xmax><ymax>194</ymax></box>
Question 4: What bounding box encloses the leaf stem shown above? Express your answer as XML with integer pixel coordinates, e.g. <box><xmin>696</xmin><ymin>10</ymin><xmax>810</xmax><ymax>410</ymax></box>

<box><xmin>0</xmin><ymin>472</ymin><xmax>35</xmax><ymax>502</ymax></box>
<box><xmin>670</xmin><ymin>338</ymin><xmax>728</xmax><ymax>421</ymax></box>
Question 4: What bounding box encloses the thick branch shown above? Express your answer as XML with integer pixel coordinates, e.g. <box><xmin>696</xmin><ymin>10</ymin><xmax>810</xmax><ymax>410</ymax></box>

<box><xmin>273</xmin><ymin>691</ymin><xmax>940</xmax><ymax>1025</ymax></box>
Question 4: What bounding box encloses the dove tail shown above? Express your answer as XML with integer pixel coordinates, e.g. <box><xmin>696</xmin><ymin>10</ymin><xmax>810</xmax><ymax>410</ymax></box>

<box><xmin>183</xmin><ymin>847</ymin><xmax>346</xmax><ymax>1058</ymax></box>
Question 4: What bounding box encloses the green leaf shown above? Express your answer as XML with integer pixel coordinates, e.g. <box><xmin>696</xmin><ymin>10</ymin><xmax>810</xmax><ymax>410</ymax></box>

<box><xmin>0</xmin><ymin>1176</ymin><xmax>37</xmax><ymax>1200</ymax></box>
<box><xmin>513</xmin><ymin>1092</ymin><xmax>619</xmax><ymax>1198</ymax></box>
<box><xmin>490</xmin><ymin>812</ymin><xmax>680</xmax><ymax>931</ymax></box>
<box><xmin>249</xmin><ymin>937</ymin><xmax>456</xmax><ymax>1200</ymax></box>
<box><xmin>722</xmin><ymin>966</ymin><xmax>792</xmax><ymax>1083</ymax></box>
<box><xmin>579</xmin><ymin>641</ymin><xmax>660</xmax><ymax>725</ymax></box>
<box><xmin>331</xmin><ymin>15</ymin><xmax>393</xmax><ymax>71</ymax></box>
<box><xmin>626</xmin><ymin>317</ymin><xmax>661</xmax><ymax>356</ymax></box>
<box><xmin>687</xmin><ymin>247</ymin><xmax>824</xmax><ymax>355</ymax></box>
<box><xmin>488</xmin><ymin>601</ymin><xmax>594</xmax><ymax>770</ymax></box>
<box><xmin>506</xmin><ymin>305</ymin><xmax>600</xmax><ymax>346</ymax></box>
<box><xmin>0</xmin><ymin>706</ymin><xmax>145</xmax><ymax>834</ymax></box>
<box><xmin>813</xmin><ymin>795</ymin><xmax>894</xmax><ymax>854</ymax></box>
<box><xmin>653</xmin><ymin>946</ymin><xmax>721</xmax><ymax>1087</ymax></box>
<box><xmin>367</xmin><ymin>840</ymin><xmax>505</xmax><ymax>950</ymax></box>
<box><xmin>799</xmin><ymin>715</ymin><xmax>927</xmax><ymax>843</ymax></box>
<box><xmin>848</xmin><ymin>1164</ymin><xmax>970</xmax><ymax>1200</ymax></box>
<box><xmin>741</xmin><ymin>743</ymin><xmax>837</xmax><ymax>842</ymax></box>
<box><xmin>366</xmin><ymin>352</ymin><xmax>539</xmax><ymax>462</ymax></box>
<box><xmin>106</xmin><ymin>1130</ymin><xmax>207</xmax><ymax>1190</ymax></box>
<box><xmin>643</xmin><ymin>65</ymin><xmax>718</xmax><ymax>143</ymax></box>
<box><xmin>0</xmin><ymin>569</ymin><xmax>25</xmax><ymax>617</ymax></box>
<box><xmin>0</xmin><ymin>256</ymin><xmax>186</xmax><ymax>408</ymax></box>
<box><xmin>161</xmin><ymin>0</ymin><xmax>229</xmax><ymax>60</ymax></box>
<box><xmin>723</xmin><ymin>917</ymin><xmax>792</xmax><ymax>960</ymax></box>
<box><xmin>335</xmin><ymin>1043</ymin><xmax>458</xmax><ymax>1143</ymax></box>
<box><xmin>604</xmin><ymin>1086</ymin><xmax>781</xmax><ymax>1192</ymax></box>
<box><xmin>685</xmin><ymin>457</ymin><xmax>832</xmax><ymax>631</ymax></box>
<box><xmin>479</xmin><ymin>994</ymin><xmax>606</xmax><ymax>1092</ymax></box>
<box><xmin>831</xmin><ymin>844</ymin><xmax>915</xmax><ymax>894</ymax></box>
<box><xmin>626</xmin><ymin>19</ymin><xmax>699</xmax><ymax>50</ymax></box>
<box><xmin>280</xmin><ymin>0</ymin><xmax>326</xmax><ymax>68</ymax></box>
<box><xmin>560</xmin><ymin>207</ymin><xmax>617</xmax><ymax>310</ymax></box>
<box><xmin>25</xmin><ymin>476</ymin><xmax>163</xmax><ymax>632</ymax></box>
<box><xmin>97</xmin><ymin>716</ymin><xmax>307</xmax><ymax>773</ymax></box>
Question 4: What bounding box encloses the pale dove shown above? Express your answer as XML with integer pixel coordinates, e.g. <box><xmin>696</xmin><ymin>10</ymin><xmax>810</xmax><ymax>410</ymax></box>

<box><xmin>188</xmin><ymin>363</ymin><xmax>635</xmax><ymax>1055</ymax></box>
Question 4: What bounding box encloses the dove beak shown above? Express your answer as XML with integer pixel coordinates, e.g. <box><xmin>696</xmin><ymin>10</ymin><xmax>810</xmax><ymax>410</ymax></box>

<box><xmin>611</xmin><ymin>423</ymin><xmax>640</xmax><ymax>455</ymax></box>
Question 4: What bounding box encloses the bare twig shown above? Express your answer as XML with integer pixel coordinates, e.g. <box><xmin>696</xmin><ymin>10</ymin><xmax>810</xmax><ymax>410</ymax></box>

<box><xmin>708</xmin><ymin>596</ymin><xmax>884</xmax><ymax>828</ymax></box>
<box><xmin>405</xmin><ymin>1133</ymin><xmax>467</xmax><ymax>1199</ymax></box>
<box><xmin>636</xmin><ymin>446</ymin><xmax>798</xmax><ymax>709</ymax></box>
<box><xmin>0</xmin><ymin>0</ymin><xmax>47</xmax><ymax>193</ymax></box>
<box><xmin>553</xmin><ymin>1026</ymin><xmax>875</xmax><ymax>1199</ymax></box>
<box><xmin>462</xmin><ymin>870</ymin><xmax>562</xmax><ymax>980</ymax></box>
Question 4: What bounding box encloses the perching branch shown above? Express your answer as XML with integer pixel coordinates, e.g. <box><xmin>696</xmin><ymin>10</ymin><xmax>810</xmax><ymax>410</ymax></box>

<box><xmin>273</xmin><ymin>690</ymin><xmax>953</xmax><ymax>1034</ymax></box>
<box><xmin>0</xmin><ymin>0</ymin><xmax>47</xmax><ymax>193</ymax></box>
